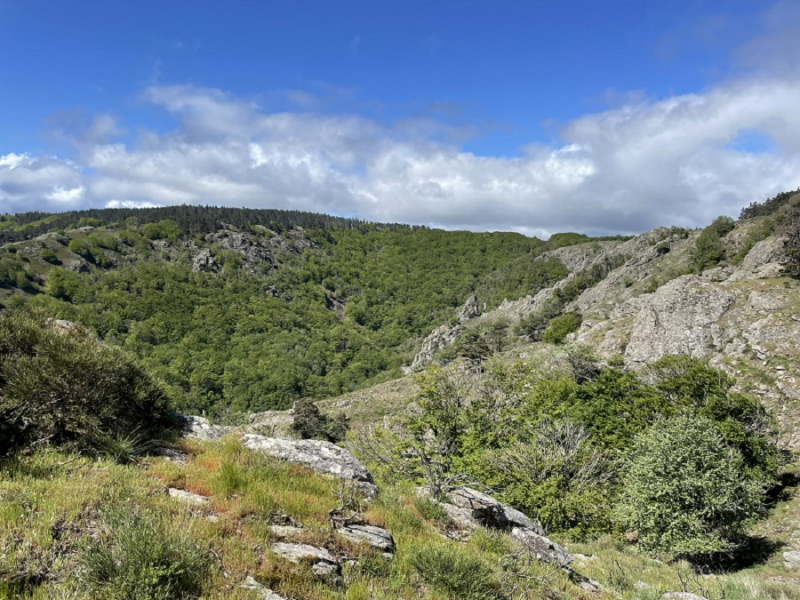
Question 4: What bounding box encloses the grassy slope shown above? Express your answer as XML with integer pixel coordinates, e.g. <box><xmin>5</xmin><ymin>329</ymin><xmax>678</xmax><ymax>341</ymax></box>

<box><xmin>3</xmin><ymin>438</ymin><xmax>800</xmax><ymax>599</ymax></box>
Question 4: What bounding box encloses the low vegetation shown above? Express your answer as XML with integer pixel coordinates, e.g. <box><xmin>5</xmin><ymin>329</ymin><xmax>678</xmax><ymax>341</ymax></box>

<box><xmin>354</xmin><ymin>353</ymin><xmax>781</xmax><ymax>550</ymax></box>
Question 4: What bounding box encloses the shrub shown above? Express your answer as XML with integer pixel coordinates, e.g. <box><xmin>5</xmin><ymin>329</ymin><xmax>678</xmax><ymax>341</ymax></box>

<box><xmin>409</xmin><ymin>544</ymin><xmax>503</xmax><ymax>599</ymax></box>
<box><xmin>291</xmin><ymin>398</ymin><xmax>349</xmax><ymax>443</ymax></box>
<box><xmin>141</xmin><ymin>219</ymin><xmax>181</xmax><ymax>241</ymax></box>
<box><xmin>68</xmin><ymin>238</ymin><xmax>92</xmax><ymax>259</ymax></box>
<box><xmin>0</xmin><ymin>308</ymin><xmax>176</xmax><ymax>456</ymax></box>
<box><xmin>615</xmin><ymin>413</ymin><xmax>765</xmax><ymax>559</ymax></box>
<box><xmin>39</xmin><ymin>248</ymin><xmax>60</xmax><ymax>264</ymax></box>
<box><xmin>79</xmin><ymin>508</ymin><xmax>209</xmax><ymax>599</ymax></box>
<box><xmin>542</xmin><ymin>312</ymin><xmax>582</xmax><ymax>344</ymax></box>
<box><xmin>487</xmin><ymin>418</ymin><xmax>612</xmax><ymax>538</ymax></box>
<box><xmin>692</xmin><ymin>216</ymin><xmax>735</xmax><ymax>273</ymax></box>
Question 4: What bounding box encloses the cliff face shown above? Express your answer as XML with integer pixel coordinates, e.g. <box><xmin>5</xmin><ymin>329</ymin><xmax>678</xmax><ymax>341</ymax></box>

<box><xmin>410</xmin><ymin>221</ymin><xmax>800</xmax><ymax>446</ymax></box>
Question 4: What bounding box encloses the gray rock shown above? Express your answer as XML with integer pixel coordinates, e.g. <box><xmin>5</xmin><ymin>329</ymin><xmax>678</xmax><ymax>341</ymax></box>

<box><xmin>458</xmin><ymin>295</ymin><xmax>481</xmax><ymax>323</ymax></box>
<box><xmin>510</xmin><ymin>527</ymin><xmax>573</xmax><ymax>567</ymax></box>
<box><xmin>625</xmin><ymin>276</ymin><xmax>735</xmax><ymax>366</ymax></box>
<box><xmin>180</xmin><ymin>415</ymin><xmax>230</xmax><ymax>441</ymax></box>
<box><xmin>405</xmin><ymin>295</ymin><xmax>482</xmax><ymax>372</ymax></box>
<box><xmin>242</xmin><ymin>435</ymin><xmax>378</xmax><ymax>498</ymax></box>
<box><xmin>192</xmin><ymin>248</ymin><xmax>219</xmax><ymax>273</ymax></box>
<box><xmin>311</xmin><ymin>561</ymin><xmax>340</xmax><ymax>578</ymax></box>
<box><xmin>240</xmin><ymin>575</ymin><xmax>288</xmax><ymax>599</ymax></box>
<box><xmin>336</xmin><ymin>524</ymin><xmax>395</xmax><ymax>553</ymax></box>
<box><xmin>269</xmin><ymin>525</ymin><xmax>304</xmax><ymax>539</ymax></box>
<box><xmin>448</xmin><ymin>487</ymin><xmax>545</xmax><ymax>534</ymax></box>
<box><xmin>271</xmin><ymin>542</ymin><xmax>336</xmax><ymax>565</ymax></box>
<box><xmin>167</xmin><ymin>488</ymin><xmax>209</xmax><ymax>505</ymax></box>
<box><xmin>784</xmin><ymin>551</ymin><xmax>800</xmax><ymax>569</ymax></box>
<box><xmin>248</xmin><ymin>410</ymin><xmax>295</xmax><ymax>438</ymax></box>
<box><xmin>661</xmin><ymin>593</ymin><xmax>707</xmax><ymax>600</ymax></box>
<box><xmin>405</xmin><ymin>322</ymin><xmax>465</xmax><ymax>373</ymax></box>
<box><xmin>730</xmin><ymin>236</ymin><xmax>787</xmax><ymax>281</ymax></box>
<box><xmin>439</xmin><ymin>502</ymin><xmax>481</xmax><ymax>532</ymax></box>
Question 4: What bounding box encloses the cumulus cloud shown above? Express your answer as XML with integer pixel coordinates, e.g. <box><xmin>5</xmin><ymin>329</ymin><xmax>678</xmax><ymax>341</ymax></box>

<box><xmin>3</xmin><ymin>72</ymin><xmax>800</xmax><ymax>236</ymax></box>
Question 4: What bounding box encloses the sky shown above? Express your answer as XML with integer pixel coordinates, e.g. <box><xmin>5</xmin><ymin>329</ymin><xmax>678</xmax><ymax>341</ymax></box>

<box><xmin>1</xmin><ymin>0</ymin><xmax>800</xmax><ymax>237</ymax></box>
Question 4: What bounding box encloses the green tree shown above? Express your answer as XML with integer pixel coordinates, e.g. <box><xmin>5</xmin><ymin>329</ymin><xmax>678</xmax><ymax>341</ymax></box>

<box><xmin>615</xmin><ymin>413</ymin><xmax>765</xmax><ymax>558</ymax></box>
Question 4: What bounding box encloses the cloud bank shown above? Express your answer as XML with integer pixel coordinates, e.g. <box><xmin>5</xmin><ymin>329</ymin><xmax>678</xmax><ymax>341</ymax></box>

<box><xmin>2</xmin><ymin>75</ymin><xmax>800</xmax><ymax>237</ymax></box>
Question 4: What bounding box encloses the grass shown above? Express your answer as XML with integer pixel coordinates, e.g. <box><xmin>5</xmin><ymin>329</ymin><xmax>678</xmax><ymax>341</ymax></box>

<box><xmin>0</xmin><ymin>451</ymin><xmax>797</xmax><ymax>597</ymax></box>
<box><xmin>0</xmin><ymin>438</ymin><xmax>594</xmax><ymax>599</ymax></box>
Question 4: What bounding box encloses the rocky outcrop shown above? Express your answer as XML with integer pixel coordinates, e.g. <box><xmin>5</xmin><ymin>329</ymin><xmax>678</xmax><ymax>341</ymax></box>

<box><xmin>271</xmin><ymin>542</ymin><xmax>340</xmax><ymax>579</ymax></box>
<box><xmin>457</xmin><ymin>295</ymin><xmax>481</xmax><ymax>323</ymax></box>
<box><xmin>241</xmin><ymin>435</ymin><xmax>378</xmax><ymax>498</ymax></box>
<box><xmin>240</xmin><ymin>576</ymin><xmax>288</xmax><ymax>600</ymax></box>
<box><xmin>191</xmin><ymin>248</ymin><xmax>219</xmax><ymax>273</ymax></box>
<box><xmin>180</xmin><ymin>415</ymin><xmax>230</xmax><ymax>441</ymax></box>
<box><xmin>415</xmin><ymin>486</ymin><xmax>572</xmax><ymax>568</ymax></box>
<box><xmin>447</xmin><ymin>486</ymin><xmax>544</xmax><ymax>534</ymax></box>
<box><xmin>625</xmin><ymin>276</ymin><xmax>735</xmax><ymax>366</ymax></box>
<box><xmin>784</xmin><ymin>551</ymin><xmax>800</xmax><ymax>569</ymax></box>
<box><xmin>336</xmin><ymin>524</ymin><xmax>395</xmax><ymax>553</ymax></box>
<box><xmin>729</xmin><ymin>236</ymin><xmax>787</xmax><ymax>281</ymax></box>
<box><xmin>510</xmin><ymin>527</ymin><xmax>573</xmax><ymax>567</ymax></box>
<box><xmin>405</xmin><ymin>296</ymin><xmax>482</xmax><ymax>372</ymax></box>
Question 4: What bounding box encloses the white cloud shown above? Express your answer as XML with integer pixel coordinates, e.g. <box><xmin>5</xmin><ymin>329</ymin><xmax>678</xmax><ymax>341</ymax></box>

<box><xmin>3</xmin><ymin>71</ymin><xmax>800</xmax><ymax>235</ymax></box>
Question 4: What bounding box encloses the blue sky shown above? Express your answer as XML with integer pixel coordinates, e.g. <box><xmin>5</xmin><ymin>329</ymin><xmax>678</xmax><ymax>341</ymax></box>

<box><xmin>1</xmin><ymin>0</ymin><xmax>799</xmax><ymax>236</ymax></box>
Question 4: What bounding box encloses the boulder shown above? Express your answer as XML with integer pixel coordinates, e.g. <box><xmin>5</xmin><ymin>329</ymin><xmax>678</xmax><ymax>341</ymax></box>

<box><xmin>784</xmin><ymin>551</ymin><xmax>800</xmax><ymax>569</ymax></box>
<box><xmin>269</xmin><ymin>525</ymin><xmax>304</xmax><ymax>539</ymax></box>
<box><xmin>448</xmin><ymin>487</ymin><xmax>544</xmax><ymax>534</ymax></box>
<box><xmin>271</xmin><ymin>542</ymin><xmax>336</xmax><ymax>565</ymax></box>
<box><xmin>240</xmin><ymin>575</ymin><xmax>288</xmax><ymax>600</ymax></box>
<box><xmin>336</xmin><ymin>524</ymin><xmax>395</xmax><ymax>553</ymax></box>
<box><xmin>180</xmin><ymin>415</ymin><xmax>230</xmax><ymax>441</ymax></box>
<box><xmin>661</xmin><ymin>594</ymin><xmax>706</xmax><ymax>600</ymax></box>
<box><xmin>242</xmin><ymin>435</ymin><xmax>378</xmax><ymax>498</ymax></box>
<box><xmin>167</xmin><ymin>488</ymin><xmax>209</xmax><ymax>505</ymax></box>
<box><xmin>510</xmin><ymin>527</ymin><xmax>572</xmax><ymax>568</ymax></box>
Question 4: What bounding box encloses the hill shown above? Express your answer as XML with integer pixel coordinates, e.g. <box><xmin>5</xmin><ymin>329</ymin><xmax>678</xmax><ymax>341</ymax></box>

<box><xmin>3</xmin><ymin>192</ymin><xmax>800</xmax><ymax>599</ymax></box>
<box><xmin>0</xmin><ymin>205</ymin><xmax>629</xmax><ymax>415</ymax></box>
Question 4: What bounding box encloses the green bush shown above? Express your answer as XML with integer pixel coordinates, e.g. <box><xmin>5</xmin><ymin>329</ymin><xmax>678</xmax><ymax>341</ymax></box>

<box><xmin>291</xmin><ymin>397</ymin><xmax>349</xmax><ymax>443</ymax></box>
<box><xmin>615</xmin><ymin>413</ymin><xmax>765</xmax><ymax>559</ymax></box>
<box><xmin>542</xmin><ymin>312</ymin><xmax>582</xmax><ymax>344</ymax></box>
<box><xmin>141</xmin><ymin>219</ymin><xmax>181</xmax><ymax>241</ymax></box>
<box><xmin>409</xmin><ymin>544</ymin><xmax>503</xmax><ymax>600</ymax></box>
<box><xmin>692</xmin><ymin>216</ymin><xmax>735</xmax><ymax>273</ymax></box>
<box><xmin>39</xmin><ymin>248</ymin><xmax>60</xmax><ymax>264</ymax></box>
<box><xmin>0</xmin><ymin>308</ymin><xmax>176</xmax><ymax>456</ymax></box>
<box><xmin>68</xmin><ymin>238</ymin><xmax>92</xmax><ymax>259</ymax></box>
<box><xmin>79</xmin><ymin>508</ymin><xmax>209</xmax><ymax>599</ymax></box>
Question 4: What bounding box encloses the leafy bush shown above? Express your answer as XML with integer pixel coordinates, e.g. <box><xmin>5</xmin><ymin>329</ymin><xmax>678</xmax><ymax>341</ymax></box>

<box><xmin>409</xmin><ymin>544</ymin><xmax>503</xmax><ymax>600</ymax></box>
<box><xmin>39</xmin><ymin>248</ymin><xmax>60</xmax><ymax>264</ymax></box>
<box><xmin>291</xmin><ymin>398</ymin><xmax>349</xmax><ymax>443</ymax></box>
<box><xmin>0</xmin><ymin>308</ymin><xmax>176</xmax><ymax>456</ymax></box>
<box><xmin>141</xmin><ymin>219</ymin><xmax>181</xmax><ymax>241</ymax></box>
<box><xmin>487</xmin><ymin>418</ymin><xmax>612</xmax><ymax>538</ymax></box>
<box><xmin>542</xmin><ymin>312</ymin><xmax>582</xmax><ymax>344</ymax></box>
<box><xmin>79</xmin><ymin>508</ymin><xmax>209</xmax><ymax>599</ymax></box>
<box><xmin>615</xmin><ymin>413</ymin><xmax>765</xmax><ymax>558</ymax></box>
<box><xmin>692</xmin><ymin>216</ymin><xmax>735</xmax><ymax>273</ymax></box>
<box><xmin>68</xmin><ymin>238</ymin><xmax>92</xmax><ymax>259</ymax></box>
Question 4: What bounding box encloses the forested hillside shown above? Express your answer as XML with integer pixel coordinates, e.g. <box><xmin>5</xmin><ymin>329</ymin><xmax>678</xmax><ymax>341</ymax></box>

<box><xmin>0</xmin><ymin>206</ymin><xmax>624</xmax><ymax>414</ymax></box>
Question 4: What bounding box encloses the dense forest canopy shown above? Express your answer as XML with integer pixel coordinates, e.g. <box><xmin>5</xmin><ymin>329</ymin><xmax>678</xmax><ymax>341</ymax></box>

<box><xmin>0</xmin><ymin>205</ymin><xmax>630</xmax><ymax>414</ymax></box>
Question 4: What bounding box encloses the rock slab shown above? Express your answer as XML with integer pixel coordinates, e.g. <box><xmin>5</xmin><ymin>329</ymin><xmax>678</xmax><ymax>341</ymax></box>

<box><xmin>511</xmin><ymin>527</ymin><xmax>573</xmax><ymax>568</ymax></box>
<box><xmin>242</xmin><ymin>435</ymin><xmax>377</xmax><ymax>497</ymax></box>
<box><xmin>784</xmin><ymin>551</ymin><xmax>800</xmax><ymax>569</ymax></box>
<box><xmin>336</xmin><ymin>524</ymin><xmax>395</xmax><ymax>553</ymax></box>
